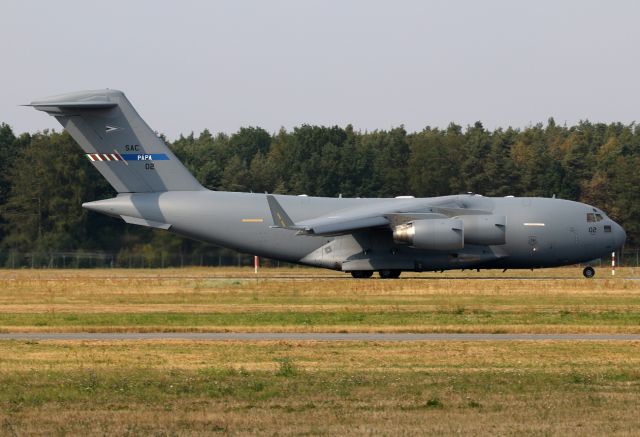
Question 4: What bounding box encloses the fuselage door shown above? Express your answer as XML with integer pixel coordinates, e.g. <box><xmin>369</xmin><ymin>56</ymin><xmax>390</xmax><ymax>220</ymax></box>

<box><xmin>568</xmin><ymin>226</ymin><xmax>579</xmax><ymax>245</ymax></box>
<box><xmin>524</xmin><ymin>223</ymin><xmax>548</xmax><ymax>254</ymax></box>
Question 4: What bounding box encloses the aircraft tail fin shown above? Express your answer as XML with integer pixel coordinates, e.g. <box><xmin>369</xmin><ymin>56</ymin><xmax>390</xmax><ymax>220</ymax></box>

<box><xmin>28</xmin><ymin>89</ymin><xmax>203</xmax><ymax>193</ymax></box>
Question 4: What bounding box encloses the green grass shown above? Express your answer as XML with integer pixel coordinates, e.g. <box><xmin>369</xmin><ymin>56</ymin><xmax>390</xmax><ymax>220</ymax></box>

<box><xmin>1</xmin><ymin>340</ymin><xmax>639</xmax><ymax>435</ymax></box>
<box><xmin>1</xmin><ymin>366</ymin><xmax>637</xmax><ymax>408</ymax></box>
<box><xmin>1</xmin><ymin>309</ymin><xmax>640</xmax><ymax>330</ymax></box>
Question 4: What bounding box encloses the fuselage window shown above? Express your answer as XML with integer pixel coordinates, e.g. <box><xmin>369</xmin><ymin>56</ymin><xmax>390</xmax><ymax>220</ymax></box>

<box><xmin>587</xmin><ymin>213</ymin><xmax>596</xmax><ymax>222</ymax></box>
<box><xmin>604</xmin><ymin>225</ymin><xmax>612</xmax><ymax>233</ymax></box>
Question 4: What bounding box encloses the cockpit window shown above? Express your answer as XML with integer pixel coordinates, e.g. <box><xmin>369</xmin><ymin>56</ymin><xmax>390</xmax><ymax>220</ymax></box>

<box><xmin>604</xmin><ymin>225</ymin><xmax>612</xmax><ymax>233</ymax></box>
<box><xmin>587</xmin><ymin>213</ymin><xmax>605</xmax><ymax>222</ymax></box>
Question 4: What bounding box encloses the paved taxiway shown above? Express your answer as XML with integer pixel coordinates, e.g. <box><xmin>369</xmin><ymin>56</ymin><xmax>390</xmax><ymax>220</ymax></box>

<box><xmin>1</xmin><ymin>333</ymin><xmax>639</xmax><ymax>341</ymax></box>
<box><xmin>5</xmin><ymin>273</ymin><xmax>640</xmax><ymax>281</ymax></box>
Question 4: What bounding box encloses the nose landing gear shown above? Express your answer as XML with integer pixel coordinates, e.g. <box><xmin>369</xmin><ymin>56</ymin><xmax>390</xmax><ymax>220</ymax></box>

<box><xmin>583</xmin><ymin>266</ymin><xmax>595</xmax><ymax>278</ymax></box>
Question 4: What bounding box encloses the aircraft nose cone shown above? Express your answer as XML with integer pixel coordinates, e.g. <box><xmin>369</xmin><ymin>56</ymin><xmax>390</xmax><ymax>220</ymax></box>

<box><xmin>613</xmin><ymin>222</ymin><xmax>626</xmax><ymax>250</ymax></box>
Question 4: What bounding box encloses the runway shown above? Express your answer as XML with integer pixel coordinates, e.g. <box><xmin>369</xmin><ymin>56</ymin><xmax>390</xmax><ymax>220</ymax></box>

<box><xmin>5</xmin><ymin>274</ymin><xmax>640</xmax><ymax>282</ymax></box>
<box><xmin>1</xmin><ymin>332</ymin><xmax>639</xmax><ymax>341</ymax></box>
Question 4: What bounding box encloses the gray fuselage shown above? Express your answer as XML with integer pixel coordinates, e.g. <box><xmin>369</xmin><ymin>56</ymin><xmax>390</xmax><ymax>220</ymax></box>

<box><xmin>84</xmin><ymin>191</ymin><xmax>626</xmax><ymax>272</ymax></box>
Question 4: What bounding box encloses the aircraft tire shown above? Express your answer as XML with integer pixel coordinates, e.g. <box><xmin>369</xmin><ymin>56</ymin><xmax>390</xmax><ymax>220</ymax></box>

<box><xmin>351</xmin><ymin>271</ymin><xmax>373</xmax><ymax>279</ymax></box>
<box><xmin>583</xmin><ymin>266</ymin><xmax>595</xmax><ymax>278</ymax></box>
<box><xmin>379</xmin><ymin>269</ymin><xmax>401</xmax><ymax>279</ymax></box>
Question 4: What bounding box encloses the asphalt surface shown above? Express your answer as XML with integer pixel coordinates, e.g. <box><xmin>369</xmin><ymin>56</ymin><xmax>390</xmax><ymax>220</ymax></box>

<box><xmin>0</xmin><ymin>332</ymin><xmax>639</xmax><ymax>341</ymax></box>
<box><xmin>7</xmin><ymin>274</ymin><xmax>640</xmax><ymax>281</ymax></box>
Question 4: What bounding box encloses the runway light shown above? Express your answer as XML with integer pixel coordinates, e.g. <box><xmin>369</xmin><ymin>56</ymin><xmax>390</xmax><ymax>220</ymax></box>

<box><xmin>612</xmin><ymin>252</ymin><xmax>616</xmax><ymax>276</ymax></box>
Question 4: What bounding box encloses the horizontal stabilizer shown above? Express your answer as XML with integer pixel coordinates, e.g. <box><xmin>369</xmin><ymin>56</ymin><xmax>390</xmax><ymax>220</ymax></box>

<box><xmin>26</xmin><ymin>101</ymin><xmax>117</xmax><ymax>110</ymax></box>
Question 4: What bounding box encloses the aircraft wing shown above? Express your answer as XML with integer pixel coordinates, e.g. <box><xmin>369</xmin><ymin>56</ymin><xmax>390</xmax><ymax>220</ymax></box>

<box><xmin>266</xmin><ymin>195</ymin><xmax>489</xmax><ymax>236</ymax></box>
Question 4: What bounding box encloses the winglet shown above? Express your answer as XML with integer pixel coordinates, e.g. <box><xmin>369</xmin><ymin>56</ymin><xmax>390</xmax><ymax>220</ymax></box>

<box><xmin>266</xmin><ymin>195</ymin><xmax>298</xmax><ymax>229</ymax></box>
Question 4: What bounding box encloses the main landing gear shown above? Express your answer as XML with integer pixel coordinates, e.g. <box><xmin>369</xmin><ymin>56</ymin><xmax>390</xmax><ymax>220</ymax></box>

<box><xmin>349</xmin><ymin>270</ymin><xmax>401</xmax><ymax>279</ymax></box>
<box><xmin>583</xmin><ymin>266</ymin><xmax>595</xmax><ymax>278</ymax></box>
<box><xmin>378</xmin><ymin>269</ymin><xmax>401</xmax><ymax>279</ymax></box>
<box><xmin>351</xmin><ymin>270</ymin><xmax>373</xmax><ymax>279</ymax></box>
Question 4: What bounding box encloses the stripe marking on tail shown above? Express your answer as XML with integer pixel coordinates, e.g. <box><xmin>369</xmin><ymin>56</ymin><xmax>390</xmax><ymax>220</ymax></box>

<box><xmin>86</xmin><ymin>153</ymin><xmax>123</xmax><ymax>162</ymax></box>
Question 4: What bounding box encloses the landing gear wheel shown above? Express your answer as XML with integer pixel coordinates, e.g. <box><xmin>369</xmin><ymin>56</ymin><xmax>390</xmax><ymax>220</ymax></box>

<box><xmin>583</xmin><ymin>266</ymin><xmax>595</xmax><ymax>278</ymax></box>
<box><xmin>378</xmin><ymin>269</ymin><xmax>401</xmax><ymax>279</ymax></box>
<box><xmin>351</xmin><ymin>270</ymin><xmax>373</xmax><ymax>279</ymax></box>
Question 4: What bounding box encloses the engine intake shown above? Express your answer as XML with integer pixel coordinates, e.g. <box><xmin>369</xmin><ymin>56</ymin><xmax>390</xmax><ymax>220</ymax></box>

<box><xmin>393</xmin><ymin>218</ymin><xmax>464</xmax><ymax>250</ymax></box>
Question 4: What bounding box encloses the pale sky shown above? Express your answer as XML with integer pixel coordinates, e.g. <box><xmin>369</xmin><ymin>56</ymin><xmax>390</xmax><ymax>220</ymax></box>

<box><xmin>2</xmin><ymin>0</ymin><xmax>639</xmax><ymax>139</ymax></box>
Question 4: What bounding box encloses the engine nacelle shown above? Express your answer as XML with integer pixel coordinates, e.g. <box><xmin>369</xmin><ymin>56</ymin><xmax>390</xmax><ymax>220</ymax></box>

<box><xmin>457</xmin><ymin>214</ymin><xmax>506</xmax><ymax>245</ymax></box>
<box><xmin>393</xmin><ymin>218</ymin><xmax>464</xmax><ymax>250</ymax></box>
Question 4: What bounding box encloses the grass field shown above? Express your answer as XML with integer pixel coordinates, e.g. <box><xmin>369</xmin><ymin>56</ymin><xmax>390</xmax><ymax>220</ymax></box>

<box><xmin>1</xmin><ymin>267</ymin><xmax>639</xmax><ymax>435</ymax></box>
<box><xmin>0</xmin><ymin>267</ymin><xmax>639</xmax><ymax>333</ymax></box>
<box><xmin>1</xmin><ymin>340</ymin><xmax>640</xmax><ymax>435</ymax></box>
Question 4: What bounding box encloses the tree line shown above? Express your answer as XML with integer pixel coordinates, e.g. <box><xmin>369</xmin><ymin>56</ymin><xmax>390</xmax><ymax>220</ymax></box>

<box><xmin>0</xmin><ymin>118</ymin><xmax>638</xmax><ymax>266</ymax></box>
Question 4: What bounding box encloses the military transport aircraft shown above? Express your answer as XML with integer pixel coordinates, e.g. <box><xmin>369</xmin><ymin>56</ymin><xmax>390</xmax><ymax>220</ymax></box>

<box><xmin>29</xmin><ymin>90</ymin><xmax>626</xmax><ymax>278</ymax></box>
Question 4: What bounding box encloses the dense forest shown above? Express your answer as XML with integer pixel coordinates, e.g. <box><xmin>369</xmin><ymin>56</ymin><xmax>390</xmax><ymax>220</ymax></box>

<box><xmin>0</xmin><ymin>119</ymin><xmax>638</xmax><ymax>267</ymax></box>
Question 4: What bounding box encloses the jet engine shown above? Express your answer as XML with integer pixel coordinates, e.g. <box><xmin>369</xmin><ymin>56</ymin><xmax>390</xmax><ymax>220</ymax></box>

<box><xmin>457</xmin><ymin>214</ymin><xmax>506</xmax><ymax>245</ymax></box>
<box><xmin>393</xmin><ymin>218</ymin><xmax>464</xmax><ymax>250</ymax></box>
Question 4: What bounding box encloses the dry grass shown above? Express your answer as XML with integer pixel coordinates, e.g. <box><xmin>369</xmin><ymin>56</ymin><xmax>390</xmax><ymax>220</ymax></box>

<box><xmin>1</xmin><ymin>268</ymin><xmax>639</xmax><ymax>434</ymax></box>
<box><xmin>1</xmin><ymin>339</ymin><xmax>639</xmax><ymax>371</ymax></box>
<box><xmin>0</xmin><ymin>267</ymin><xmax>638</xmax><ymax>333</ymax></box>
<box><xmin>0</xmin><ymin>340</ymin><xmax>639</xmax><ymax>435</ymax></box>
